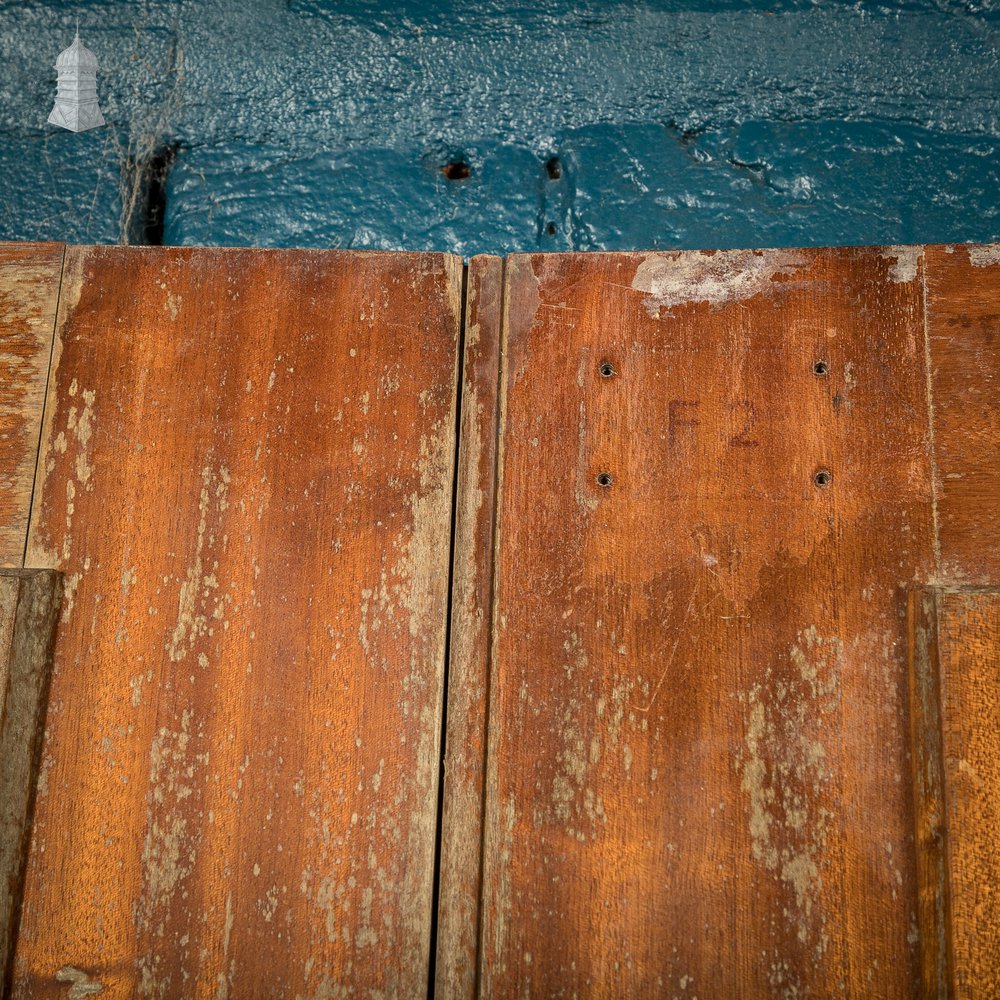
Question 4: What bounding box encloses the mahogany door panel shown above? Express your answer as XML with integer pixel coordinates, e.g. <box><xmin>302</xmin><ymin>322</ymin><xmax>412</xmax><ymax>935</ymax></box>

<box><xmin>477</xmin><ymin>248</ymin><xmax>935</xmax><ymax>998</ymax></box>
<box><xmin>11</xmin><ymin>246</ymin><xmax>462</xmax><ymax>999</ymax></box>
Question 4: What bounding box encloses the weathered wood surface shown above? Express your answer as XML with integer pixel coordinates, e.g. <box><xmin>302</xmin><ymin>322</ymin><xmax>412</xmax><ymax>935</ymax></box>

<box><xmin>478</xmin><ymin>247</ymin><xmax>935</xmax><ymax>997</ymax></box>
<box><xmin>435</xmin><ymin>256</ymin><xmax>503</xmax><ymax>999</ymax></box>
<box><xmin>906</xmin><ymin>589</ymin><xmax>949</xmax><ymax>1000</ymax></box>
<box><xmin>0</xmin><ymin>570</ymin><xmax>61</xmax><ymax>996</ymax></box>
<box><xmin>0</xmin><ymin>244</ymin><xmax>64</xmax><ymax>568</ymax></box>
<box><xmin>924</xmin><ymin>244</ymin><xmax>1000</xmax><ymax>585</ymax></box>
<box><xmin>12</xmin><ymin>246</ymin><xmax>462</xmax><ymax>998</ymax></box>
<box><xmin>909</xmin><ymin>588</ymin><xmax>1000</xmax><ymax>1000</ymax></box>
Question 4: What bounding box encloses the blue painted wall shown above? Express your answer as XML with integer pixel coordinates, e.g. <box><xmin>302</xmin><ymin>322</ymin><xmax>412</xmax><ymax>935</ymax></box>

<box><xmin>2</xmin><ymin>1</ymin><xmax>998</xmax><ymax>254</ymax></box>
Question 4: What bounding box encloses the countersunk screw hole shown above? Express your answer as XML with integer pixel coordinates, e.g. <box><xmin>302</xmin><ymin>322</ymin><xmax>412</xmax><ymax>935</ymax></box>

<box><xmin>814</xmin><ymin>469</ymin><xmax>832</xmax><ymax>488</ymax></box>
<box><xmin>813</xmin><ymin>360</ymin><xmax>829</xmax><ymax>376</ymax></box>
<box><xmin>599</xmin><ymin>361</ymin><xmax>615</xmax><ymax>377</ymax></box>
<box><xmin>597</xmin><ymin>472</ymin><xmax>613</xmax><ymax>488</ymax></box>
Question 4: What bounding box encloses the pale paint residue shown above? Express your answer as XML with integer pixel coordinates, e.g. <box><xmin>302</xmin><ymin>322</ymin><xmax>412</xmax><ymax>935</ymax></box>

<box><xmin>66</xmin><ymin>387</ymin><xmax>96</xmax><ymax>487</ymax></box>
<box><xmin>166</xmin><ymin>462</ymin><xmax>230</xmax><ymax>662</ymax></box>
<box><xmin>968</xmin><ymin>244</ymin><xmax>1000</xmax><ymax>267</ymax></box>
<box><xmin>136</xmin><ymin>707</ymin><xmax>209</xmax><ymax>995</ymax></box>
<box><xmin>163</xmin><ymin>291</ymin><xmax>181</xmax><ymax>321</ymax></box>
<box><xmin>738</xmin><ymin>626</ymin><xmax>842</xmax><ymax>956</ymax></box>
<box><xmin>631</xmin><ymin>249</ymin><xmax>809</xmax><ymax>317</ymax></box>
<box><xmin>880</xmin><ymin>246</ymin><xmax>922</xmax><ymax>283</ymax></box>
<box><xmin>55</xmin><ymin>966</ymin><xmax>103</xmax><ymax>998</ymax></box>
<box><xmin>548</xmin><ymin>697</ymin><xmax>607</xmax><ymax>840</ymax></box>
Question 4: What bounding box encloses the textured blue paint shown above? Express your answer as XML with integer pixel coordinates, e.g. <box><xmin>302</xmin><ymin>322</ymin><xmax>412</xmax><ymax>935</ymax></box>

<box><xmin>1</xmin><ymin>0</ymin><xmax>998</xmax><ymax>252</ymax></box>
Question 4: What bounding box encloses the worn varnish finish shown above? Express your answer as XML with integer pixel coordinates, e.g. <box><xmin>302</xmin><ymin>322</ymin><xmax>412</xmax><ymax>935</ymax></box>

<box><xmin>435</xmin><ymin>256</ymin><xmax>503</xmax><ymax>1000</ymax></box>
<box><xmin>0</xmin><ymin>244</ymin><xmax>64</xmax><ymax>567</ymax></box>
<box><xmin>479</xmin><ymin>248</ymin><xmax>934</xmax><ymax>997</ymax></box>
<box><xmin>12</xmin><ymin>246</ymin><xmax>462</xmax><ymax>998</ymax></box>
<box><xmin>0</xmin><ymin>570</ymin><xmax>61</xmax><ymax>995</ymax></box>
<box><xmin>924</xmin><ymin>244</ymin><xmax>1000</xmax><ymax>585</ymax></box>
<box><xmin>909</xmin><ymin>588</ymin><xmax>1000</xmax><ymax>1000</ymax></box>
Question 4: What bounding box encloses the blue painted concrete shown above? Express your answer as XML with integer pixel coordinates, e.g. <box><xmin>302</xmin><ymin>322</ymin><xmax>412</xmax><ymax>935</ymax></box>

<box><xmin>1</xmin><ymin>1</ymin><xmax>998</xmax><ymax>253</ymax></box>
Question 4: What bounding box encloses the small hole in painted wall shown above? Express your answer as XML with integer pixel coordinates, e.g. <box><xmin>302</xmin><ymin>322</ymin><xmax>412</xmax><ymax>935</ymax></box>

<box><xmin>546</xmin><ymin>222</ymin><xmax>557</xmax><ymax>235</ymax></box>
<box><xmin>441</xmin><ymin>161</ymin><xmax>471</xmax><ymax>180</ymax></box>
<box><xmin>546</xmin><ymin>156</ymin><xmax>563</xmax><ymax>179</ymax></box>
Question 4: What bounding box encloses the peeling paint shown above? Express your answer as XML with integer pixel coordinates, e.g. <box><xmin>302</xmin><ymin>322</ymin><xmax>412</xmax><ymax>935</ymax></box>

<box><xmin>737</xmin><ymin>626</ymin><xmax>843</xmax><ymax>952</ymax></box>
<box><xmin>881</xmin><ymin>245</ymin><xmax>921</xmax><ymax>283</ymax></box>
<box><xmin>55</xmin><ymin>966</ymin><xmax>103</xmax><ymax>998</ymax></box>
<box><xmin>968</xmin><ymin>244</ymin><xmax>1000</xmax><ymax>267</ymax></box>
<box><xmin>632</xmin><ymin>249</ymin><xmax>808</xmax><ymax>317</ymax></box>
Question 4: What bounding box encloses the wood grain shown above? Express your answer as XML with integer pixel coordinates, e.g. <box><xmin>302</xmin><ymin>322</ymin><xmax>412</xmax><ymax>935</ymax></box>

<box><xmin>0</xmin><ymin>570</ymin><xmax>61</xmax><ymax>996</ymax></box>
<box><xmin>924</xmin><ymin>244</ymin><xmax>1000</xmax><ymax>585</ymax></box>
<box><xmin>435</xmin><ymin>256</ymin><xmax>503</xmax><ymax>1000</ymax></box>
<box><xmin>909</xmin><ymin>587</ymin><xmax>1000</xmax><ymax>1000</ymax></box>
<box><xmin>479</xmin><ymin>247</ymin><xmax>935</xmax><ymax>997</ymax></box>
<box><xmin>906</xmin><ymin>589</ymin><xmax>949</xmax><ymax>999</ymax></box>
<box><xmin>0</xmin><ymin>244</ymin><xmax>64</xmax><ymax>567</ymax></box>
<box><xmin>12</xmin><ymin>245</ymin><xmax>462</xmax><ymax>998</ymax></box>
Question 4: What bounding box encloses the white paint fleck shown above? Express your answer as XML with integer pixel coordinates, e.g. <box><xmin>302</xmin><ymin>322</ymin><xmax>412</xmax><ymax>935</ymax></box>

<box><xmin>968</xmin><ymin>244</ymin><xmax>1000</xmax><ymax>267</ymax></box>
<box><xmin>880</xmin><ymin>246</ymin><xmax>921</xmax><ymax>283</ymax></box>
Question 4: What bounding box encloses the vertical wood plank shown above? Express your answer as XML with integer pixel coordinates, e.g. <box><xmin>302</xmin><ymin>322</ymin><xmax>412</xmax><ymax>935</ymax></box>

<box><xmin>910</xmin><ymin>588</ymin><xmax>1000</xmax><ymax>999</ymax></box>
<box><xmin>0</xmin><ymin>570</ymin><xmax>61</xmax><ymax>995</ymax></box>
<box><xmin>480</xmin><ymin>247</ymin><xmax>934</xmax><ymax>997</ymax></box>
<box><xmin>924</xmin><ymin>244</ymin><xmax>1000</xmax><ymax>585</ymax></box>
<box><xmin>12</xmin><ymin>246</ymin><xmax>462</xmax><ymax>998</ymax></box>
<box><xmin>435</xmin><ymin>256</ymin><xmax>503</xmax><ymax>1000</ymax></box>
<box><xmin>906</xmin><ymin>589</ymin><xmax>949</xmax><ymax>999</ymax></box>
<box><xmin>0</xmin><ymin>244</ymin><xmax>64</xmax><ymax>567</ymax></box>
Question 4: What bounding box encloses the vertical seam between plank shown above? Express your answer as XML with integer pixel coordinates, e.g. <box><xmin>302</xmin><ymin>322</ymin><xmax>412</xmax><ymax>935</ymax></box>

<box><xmin>21</xmin><ymin>244</ymin><xmax>66</xmax><ymax>569</ymax></box>
<box><xmin>474</xmin><ymin>254</ymin><xmax>509</xmax><ymax>999</ymax></box>
<box><xmin>921</xmin><ymin>248</ymin><xmax>943</xmax><ymax>580</ymax></box>
<box><xmin>427</xmin><ymin>257</ymin><xmax>470</xmax><ymax>1000</ymax></box>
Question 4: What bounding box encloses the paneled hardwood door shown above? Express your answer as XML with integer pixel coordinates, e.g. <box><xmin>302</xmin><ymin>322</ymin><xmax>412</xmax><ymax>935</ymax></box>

<box><xmin>0</xmin><ymin>242</ymin><xmax>996</xmax><ymax>999</ymax></box>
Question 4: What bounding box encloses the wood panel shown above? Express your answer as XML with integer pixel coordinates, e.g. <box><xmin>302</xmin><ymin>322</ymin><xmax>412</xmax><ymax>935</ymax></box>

<box><xmin>479</xmin><ymin>247</ymin><xmax>935</xmax><ymax>997</ymax></box>
<box><xmin>435</xmin><ymin>256</ymin><xmax>503</xmax><ymax>999</ymax></box>
<box><xmin>924</xmin><ymin>244</ymin><xmax>1000</xmax><ymax>585</ymax></box>
<box><xmin>0</xmin><ymin>570</ymin><xmax>61</xmax><ymax>994</ymax></box>
<box><xmin>11</xmin><ymin>246</ymin><xmax>462</xmax><ymax>998</ymax></box>
<box><xmin>0</xmin><ymin>244</ymin><xmax>64</xmax><ymax>567</ymax></box>
<box><xmin>909</xmin><ymin>588</ymin><xmax>1000</xmax><ymax>999</ymax></box>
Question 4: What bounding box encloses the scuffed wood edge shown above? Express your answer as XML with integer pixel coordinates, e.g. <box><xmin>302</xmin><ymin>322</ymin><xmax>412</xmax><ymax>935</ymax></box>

<box><xmin>434</xmin><ymin>256</ymin><xmax>504</xmax><ymax>1000</ymax></box>
<box><xmin>907</xmin><ymin>588</ymin><xmax>950</xmax><ymax>999</ymax></box>
<box><xmin>0</xmin><ymin>243</ymin><xmax>65</xmax><ymax>569</ymax></box>
<box><xmin>0</xmin><ymin>569</ymin><xmax>62</xmax><ymax>996</ymax></box>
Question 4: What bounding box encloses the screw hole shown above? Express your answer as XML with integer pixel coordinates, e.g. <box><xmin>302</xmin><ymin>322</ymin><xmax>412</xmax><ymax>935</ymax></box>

<box><xmin>814</xmin><ymin>469</ymin><xmax>832</xmax><ymax>488</ymax></box>
<box><xmin>546</xmin><ymin>156</ymin><xmax>563</xmax><ymax>180</ymax></box>
<box><xmin>596</xmin><ymin>472</ymin><xmax>613</xmax><ymax>488</ymax></box>
<box><xmin>599</xmin><ymin>361</ymin><xmax>615</xmax><ymax>377</ymax></box>
<box><xmin>441</xmin><ymin>160</ymin><xmax>471</xmax><ymax>180</ymax></box>
<box><xmin>813</xmin><ymin>360</ymin><xmax>829</xmax><ymax>376</ymax></box>
<box><xmin>546</xmin><ymin>222</ymin><xmax>557</xmax><ymax>235</ymax></box>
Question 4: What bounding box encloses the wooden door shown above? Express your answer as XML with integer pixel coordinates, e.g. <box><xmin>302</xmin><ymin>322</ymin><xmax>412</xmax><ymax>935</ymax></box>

<box><xmin>0</xmin><ymin>242</ymin><xmax>996</xmax><ymax>999</ymax></box>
